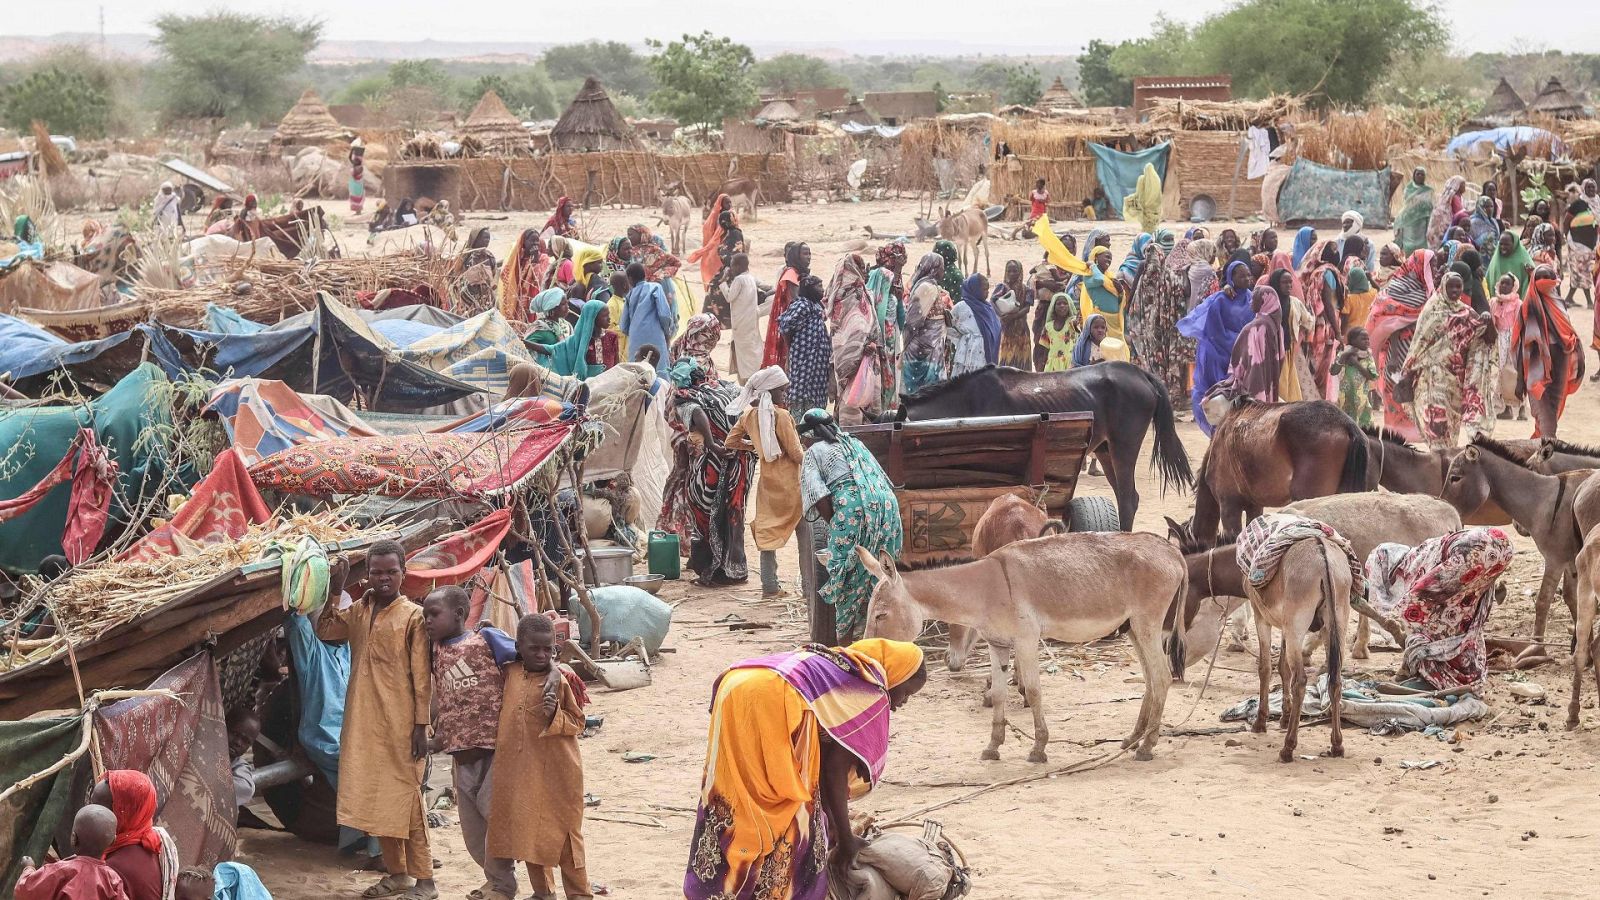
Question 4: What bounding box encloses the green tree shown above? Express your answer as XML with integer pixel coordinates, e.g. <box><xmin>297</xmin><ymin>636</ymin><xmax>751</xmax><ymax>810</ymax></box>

<box><xmin>335</xmin><ymin>74</ymin><xmax>390</xmax><ymax>105</ymax></box>
<box><xmin>1078</xmin><ymin>39</ymin><xmax>1133</xmax><ymax>107</ymax></box>
<box><xmin>463</xmin><ymin>71</ymin><xmax>559</xmax><ymax>120</ymax></box>
<box><xmin>754</xmin><ymin>54</ymin><xmax>845</xmax><ymax>94</ymax></box>
<box><xmin>2</xmin><ymin>56</ymin><xmax>114</xmax><ymax>137</ymax></box>
<box><xmin>543</xmin><ymin>41</ymin><xmax>655</xmax><ymax>98</ymax></box>
<box><xmin>151</xmin><ymin>12</ymin><xmax>322</xmax><ymax>122</ymax></box>
<box><xmin>1002</xmin><ymin>64</ymin><xmax>1044</xmax><ymax>106</ymax></box>
<box><xmin>646</xmin><ymin>32</ymin><xmax>757</xmax><ymax>133</ymax></box>
<box><xmin>387</xmin><ymin>59</ymin><xmax>453</xmax><ymax>93</ymax></box>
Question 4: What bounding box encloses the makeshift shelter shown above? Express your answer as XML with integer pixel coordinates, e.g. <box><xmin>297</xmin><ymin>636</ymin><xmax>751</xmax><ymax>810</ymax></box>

<box><xmin>463</xmin><ymin>90</ymin><xmax>532</xmax><ymax>155</ymax></box>
<box><xmin>864</xmin><ymin>91</ymin><xmax>938</xmax><ymax>125</ymax></box>
<box><xmin>1446</xmin><ymin>127</ymin><xmax>1566</xmax><ymax>159</ymax></box>
<box><xmin>834</xmin><ymin>99</ymin><xmax>877</xmax><ymax>127</ymax></box>
<box><xmin>1483</xmin><ymin>78</ymin><xmax>1527</xmax><ymax>120</ymax></box>
<box><xmin>1528</xmin><ymin>77</ymin><xmax>1586</xmax><ymax>120</ymax></box>
<box><xmin>1039</xmin><ymin>77</ymin><xmax>1083</xmax><ymax>115</ymax></box>
<box><xmin>271</xmin><ymin>89</ymin><xmax>350</xmax><ymax>149</ymax></box>
<box><xmin>550</xmin><ymin>77</ymin><xmax>641</xmax><ymax>152</ymax></box>
<box><xmin>1275</xmin><ymin>159</ymin><xmax>1393</xmax><ymax>228</ymax></box>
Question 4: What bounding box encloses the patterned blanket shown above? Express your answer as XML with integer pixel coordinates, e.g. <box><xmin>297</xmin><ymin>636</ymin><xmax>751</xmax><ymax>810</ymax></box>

<box><xmin>1236</xmin><ymin>512</ymin><xmax>1364</xmax><ymax>598</ymax></box>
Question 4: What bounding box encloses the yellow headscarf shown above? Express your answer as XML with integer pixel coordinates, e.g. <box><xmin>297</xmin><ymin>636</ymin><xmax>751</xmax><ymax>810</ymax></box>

<box><xmin>841</xmin><ymin>638</ymin><xmax>925</xmax><ymax>689</ymax></box>
<box><xmin>570</xmin><ymin>242</ymin><xmax>604</xmax><ymax>289</ymax></box>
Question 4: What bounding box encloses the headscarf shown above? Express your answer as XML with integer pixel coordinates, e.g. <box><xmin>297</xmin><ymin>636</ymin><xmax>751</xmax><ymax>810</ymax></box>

<box><xmin>842</xmin><ymin>637</ymin><xmax>925</xmax><ymax>691</ymax></box>
<box><xmin>1346</xmin><ymin>265</ymin><xmax>1372</xmax><ymax>294</ymax></box>
<box><xmin>724</xmin><ymin>365</ymin><xmax>790</xmax><ymax>461</ymax></box>
<box><xmin>910</xmin><ymin>252</ymin><xmax>944</xmax><ymax>293</ymax></box>
<box><xmin>1123</xmin><ymin>163</ymin><xmax>1163</xmax><ymax>233</ymax></box>
<box><xmin>960</xmin><ymin>273</ymin><xmax>1001</xmax><ymax>364</ymax></box>
<box><xmin>1187</xmin><ymin>239</ymin><xmax>1218</xmax><ymax>270</ymax></box>
<box><xmin>875</xmin><ymin>241</ymin><xmax>907</xmax><ymax>296</ymax></box>
<box><xmin>547</xmin><ymin>299</ymin><xmax>607</xmax><ymax>379</ymax></box>
<box><xmin>1469</xmin><ymin>196</ymin><xmax>1501</xmax><ymax>252</ymax></box>
<box><xmin>1339</xmin><ymin>210</ymin><xmax>1363</xmax><ymax>242</ymax></box>
<box><xmin>1084</xmin><ymin>227</ymin><xmax>1110</xmax><ymax>252</ymax></box>
<box><xmin>933</xmin><ymin>239</ymin><xmax>963</xmax><ymax>298</ymax></box>
<box><xmin>601</xmin><ymin>235</ymin><xmax>631</xmax><ymax>282</ymax></box>
<box><xmin>570</xmin><ymin>242</ymin><xmax>605</xmax><ymax>290</ymax></box>
<box><xmin>13</xmin><ymin>214</ymin><xmax>38</xmax><ymax>244</ymax></box>
<box><xmin>1120</xmin><ymin>233</ymin><xmax>1152</xmax><ymax>281</ymax></box>
<box><xmin>668</xmin><ymin>356</ymin><xmax>704</xmax><ymax>388</ymax></box>
<box><xmin>544</xmin><ymin>196</ymin><xmax>574</xmax><ymax>235</ymax></box>
<box><xmin>152</xmin><ymin>182</ymin><xmax>181</xmax><ymax>219</ymax></box>
<box><xmin>1486</xmin><ymin>235</ymin><xmax>1533</xmax><ymax>300</ymax></box>
<box><xmin>532</xmin><ymin>287</ymin><xmax>566</xmax><ymax>314</ymax></box>
<box><xmin>1290</xmin><ymin>226</ymin><xmax>1317</xmax><ymax>268</ymax></box>
<box><xmin>104</xmin><ymin>770</ymin><xmax>162</xmax><ymax>854</ymax></box>
<box><xmin>672</xmin><ymin>311</ymin><xmax>724</xmax><ymax>379</ymax></box>
<box><xmin>1449</xmin><ymin>256</ymin><xmax>1487</xmax><ymax>314</ymax></box>
<box><xmin>1152</xmin><ymin>228</ymin><xmax>1176</xmax><ymax>254</ymax></box>
<box><xmin>1072</xmin><ymin>313</ymin><xmax>1106</xmax><ymax>367</ymax></box>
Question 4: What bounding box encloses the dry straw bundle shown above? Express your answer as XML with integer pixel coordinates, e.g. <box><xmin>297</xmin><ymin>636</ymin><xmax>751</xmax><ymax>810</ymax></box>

<box><xmin>1146</xmin><ymin>95</ymin><xmax>1299</xmax><ymax>131</ymax></box>
<box><xmin>990</xmin><ymin>120</ymin><xmax>1147</xmax><ymax>158</ymax></box>
<box><xmin>1296</xmin><ymin>108</ymin><xmax>1417</xmax><ymax>171</ymax></box>
<box><xmin>4</xmin><ymin>513</ymin><xmax>379</xmax><ymax>672</ymax></box>
<box><xmin>138</xmin><ymin>253</ymin><xmax>457</xmax><ymax>327</ymax></box>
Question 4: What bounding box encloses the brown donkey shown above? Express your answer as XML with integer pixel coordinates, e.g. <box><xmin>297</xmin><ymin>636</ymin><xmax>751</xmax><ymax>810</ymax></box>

<box><xmin>857</xmin><ymin>532</ymin><xmax>1186</xmax><ymax>763</ymax></box>
<box><xmin>945</xmin><ymin>494</ymin><xmax>1064</xmax><ymax>673</ymax></box>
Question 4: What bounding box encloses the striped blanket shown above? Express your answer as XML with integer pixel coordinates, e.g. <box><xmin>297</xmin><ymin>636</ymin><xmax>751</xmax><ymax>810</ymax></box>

<box><xmin>1236</xmin><ymin>512</ymin><xmax>1364</xmax><ymax>597</ymax></box>
<box><xmin>728</xmin><ymin>645</ymin><xmax>892</xmax><ymax>784</ymax></box>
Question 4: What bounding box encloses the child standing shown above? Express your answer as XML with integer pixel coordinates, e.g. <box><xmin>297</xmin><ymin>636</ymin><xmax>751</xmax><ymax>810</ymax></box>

<box><xmin>16</xmin><ymin>806</ymin><xmax>128</xmax><ymax>900</ymax></box>
<box><xmin>487</xmin><ymin>616</ymin><xmax>592</xmax><ymax>900</ymax></box>
<box><xmin>1490</xmin><ymin>274</ymin><xmax>1525</xmax><ymax>420</ymax></box>
<box><xmin>724</xmin><ymin>368</ymin><xmax>803</xmax><ymax>600</ymax></box>
<box><xmin>424</xmin><ymin>587</ymin><xmax>519</xmax><ymax>900</ymax></box>
<box><xmin>1332</xmin><ymin>326</ymin><xmax>1380</xmax><ymax>428</ymax></box>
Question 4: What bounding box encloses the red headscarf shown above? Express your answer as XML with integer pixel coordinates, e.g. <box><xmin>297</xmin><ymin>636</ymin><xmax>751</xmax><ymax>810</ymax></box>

<box><xmin>1515</xmin><ymin>274</ymin><xmax>1581</xmax><ymax>416</ymax></box>
<box><xmin>103</xmin><ymin>770</ymin><xmax>162</xmax><ymax>855</ymax></box>
<box><xmin>544</xmin><ymin>197</ymin><xmax>574</xmax><ymax>236</ymax></box>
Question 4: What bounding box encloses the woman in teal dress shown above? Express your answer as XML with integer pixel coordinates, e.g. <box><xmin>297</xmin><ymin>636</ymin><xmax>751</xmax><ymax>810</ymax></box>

<box><xmin>797</xmin><ymin>408</ymin><xmax>902</xmax><ymax>639</ymax></box>
<box><xmin>530</xmin><ymin>298</ymin><xmax>609</xmax><ymax>379</ymax></box>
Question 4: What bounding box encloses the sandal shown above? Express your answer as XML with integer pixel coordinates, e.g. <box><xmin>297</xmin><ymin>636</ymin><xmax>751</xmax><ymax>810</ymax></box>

<box><xmin>398</xmin><ymin>884</ymin><xmax>438</xmax><ymax>900</ymax></box>
<box><xmin>362</xmin><ymin>875</ymin><xmax>413</xmax><ymax>899</ymax></box>
<box><xmin>465</xmin><ymin>883</ymin><xmax>492</xmax><ymax>900</ymax></box>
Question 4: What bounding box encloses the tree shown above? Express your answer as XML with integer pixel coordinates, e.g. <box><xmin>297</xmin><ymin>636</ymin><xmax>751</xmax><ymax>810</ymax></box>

<box><xmin>2</xmin><ymin>50</ymin><xmax>115</xmax><ymax>137</ymax></box>
<box><xmin>1002</xmin><ymin>63</ymin><xmax>1044</xmax><ymax>106</ymax></box>
<box><xmin>151</xmin><ymin>12</ymin><xmax>322</xmax><ymax>122</ymax></box>
<box><xmin>463</xmin><ymin>71</ymin><xmax>559</xmax><ymax>120</ymax></box>
<box><xmin>754</xmin><ymin>54</ymin><xmax>845</xmax><ymax>94</ymax></box>
<box><xmin>646</xmin><ymin>32</ymin><xmax>757</xmax><ymax>133</ymax></box>
<box><xmin>387</xmin><ymin>59</ymin><xmax>453</xmax><ymax>94</ymax></box>
<box><xmin>1078</xmin><ymin>39</ymin><xmax>1132</xmax><ymax>107</ymax></box>
<box><xmin>543</xmin><ymin>41</ymin><xmax>655</xmax><ymax>98</ymax></box>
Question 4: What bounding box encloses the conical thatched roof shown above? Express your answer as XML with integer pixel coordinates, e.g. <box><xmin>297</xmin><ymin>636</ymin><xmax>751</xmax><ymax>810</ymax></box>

<box><xmin>835</xmin><ymin>99</ymin><xmax>876</xmax><ymax>127</ymax></box>
<box><xmin>1039</xmin><ymin>76</ymin><xmax>1083</xmax><ymax>113</ymax></box>
<box><xmin>755</xmin><ymin>99</ymin><xmax>802</xmax><ymax>123</ymax></box>
<box><xmin>273</xmin><ymin>88</ymin><xmax>349</xmax><ymax>147</ymax></box>
<box><xmin>1529</xmin><ymin>77</ymin><xmax>1584</xmax><ymax>118</ymax></box>
<box><xmin>463</xmin><ymin>90</ymin><xmax>532</xmax><ymax>154</ymax></box>
<box><xmin>1483</xmin><ymin>77</ymin><xmax>1526</xmax><ymax>117</ymax></box>
<box><xmin>551</xmin><ymin>77</ymin><xmax>640</xmax><ymax>152</ymax></box>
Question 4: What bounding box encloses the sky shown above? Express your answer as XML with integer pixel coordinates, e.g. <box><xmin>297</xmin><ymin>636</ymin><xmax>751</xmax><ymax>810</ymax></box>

<box><xmin>14</xmin><ymin>0</ymin><xmax>1600</xmax><ymax>55</ymax></box>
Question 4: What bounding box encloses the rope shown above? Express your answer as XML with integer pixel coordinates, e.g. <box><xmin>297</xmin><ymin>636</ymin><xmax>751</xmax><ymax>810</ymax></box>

<box><xmin>879</xmin><ymin>748</ymin><xmax>1128</xmax><ymax>826</ymax></box>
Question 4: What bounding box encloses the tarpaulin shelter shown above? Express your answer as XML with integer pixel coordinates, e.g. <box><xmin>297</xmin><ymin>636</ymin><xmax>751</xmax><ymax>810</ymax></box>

<box><xmin>1275</xmin><ymin>160</ymin><xmax>1393</xmax><ymax>228</ymax></box>
<box><xmin>1087</xmin><ymin>141</ymin><xmax>1170</xmax><ymax>219</ymax></box>
<box><xmin>1445</xmin><ymin>127</ymin><xmax>1566</xmax><ymax>159</ymax></box>
<box><xmin>0</xmin><ymin>364</ymin><xmax>177</xmax><ymax>574</ymax></box>
<box><xmin>0</xmin><ymin>714</ymin><xmax>83</xmax><ymax>894</ymax></box>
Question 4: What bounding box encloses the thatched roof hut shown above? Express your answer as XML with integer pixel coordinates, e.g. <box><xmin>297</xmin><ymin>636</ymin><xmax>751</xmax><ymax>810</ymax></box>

<box><xmin>550</xmin><ymin>77</ymin><xmax>640</xmax><ymax>152</ymax></box>
<box><xmin>754</xmin><ymin>99</ymin><xmax>803</xmax><ymax>123</ymax></box>
<box><xmin>1483</xmin><ymin>78</ymin><xmax>1527</xmax><ymax>118</ymax></box>
<box><xmin>834</xmin><ymin>99</ymin><xmax>877</xmax><ymax>127</ymax></box>
<box><xmin>272</xmin><ymin>88</ymin><xmax>350</xmax><ymax>148</ymax></box>
<box><xmin>1039</xmin><ymin>77</ymin><xmax>1083</xmax><ymax>114</ymax></box>
<box><xmin>1529</xmin><ymin>77</ymin><xmax>1585</xmax><ymax>119</ymax></box>
<box><xmin>463</xmin><ymin>90</ymin><xmax>532</xmax><ymax>154</ymax></box>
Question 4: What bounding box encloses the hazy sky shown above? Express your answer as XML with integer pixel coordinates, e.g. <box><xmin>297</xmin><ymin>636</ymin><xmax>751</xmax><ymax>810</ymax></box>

<box><xmin>17</xmin><ymin>0</ymin><xmax>1600</xmax><ymax>54</ymax></box>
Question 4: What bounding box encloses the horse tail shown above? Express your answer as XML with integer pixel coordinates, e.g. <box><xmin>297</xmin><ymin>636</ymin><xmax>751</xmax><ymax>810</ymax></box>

<box><xmin>1337</xmin><ymin>415</ymin><xmax>1369</xmax><ymax>494</ymax></box>
<box><xmin>1145</xmin><ymin>369</ymin><xmax>1195</xmax><ymax>494</ymax></box>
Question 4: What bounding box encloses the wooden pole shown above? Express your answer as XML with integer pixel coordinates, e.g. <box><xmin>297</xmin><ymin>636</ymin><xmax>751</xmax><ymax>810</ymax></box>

<box><xmin>801</xmin><ymin>518</ymin><xmax>835</xmax><ymax>646</ymax></box>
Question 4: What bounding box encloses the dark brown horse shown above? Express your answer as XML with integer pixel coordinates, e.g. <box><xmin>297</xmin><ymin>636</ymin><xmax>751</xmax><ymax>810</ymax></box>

<box><xmin>238</xmin><ymin>205</ymin><xmax>333</xmax><ymax>259</ymax></box>
<box><xmin>893</xmin><ymin>362</ymin><xmax>1193</xmax><ymax>531</ymax></box>
<box><xmin>1176</xmin><ymin>399</ymin><xmax>1367</xmax><ymax>550</ymax></box>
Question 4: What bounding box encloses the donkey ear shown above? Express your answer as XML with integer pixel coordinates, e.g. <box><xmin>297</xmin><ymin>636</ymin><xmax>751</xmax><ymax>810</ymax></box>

<box><xmin>876</xmin><ymin>551</ymin><xmax>899</xmax><ymax>580</ymax></box>
<box><xmin>1164</xmin><ymin>516</ymin><xmax>1184</xmax><ymax>539</ymax></box>
<box><xmin>855</xmin><ymin>545</ymin><xmax>885</xmax><ymax>579</ymax></box>
<box><xmin>1463</xmin><ymin>446</ymin><xmax>1480</xmax><ymax>461</ymax></box>
<box><xmin>1538</xmin><ymin>440</ymin><xmax>1557</xmax><ymax>461</ymax></box>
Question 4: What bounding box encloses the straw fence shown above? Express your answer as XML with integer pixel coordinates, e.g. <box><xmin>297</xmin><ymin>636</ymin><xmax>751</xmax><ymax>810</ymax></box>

<box><xmin>1168</xmin><ymin>130</ymin><xmax>1262</xmax><ymax>218</ymax></box>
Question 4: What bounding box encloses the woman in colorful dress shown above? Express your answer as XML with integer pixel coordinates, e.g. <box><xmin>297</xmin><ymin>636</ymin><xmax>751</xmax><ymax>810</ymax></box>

<box><xmin>1564</xmin><ymin>179</ymin><xmax>1598</xmax><ymax>310</ymax></box>
<box><xmin>902</xmin><ymin>253</ymin><xmax>951</xmax><ymax>393</ymax></box>
<box><xmin>498</xmin><ymin>228</ymin><xmax>551</xmax><ymax>323</ymax></box>
<box><xmin>1228</xmin><ymin>285</ymin><xmax>1286</xmax><ymax>403</ymax></box>
<box><xmin>683</xmin><ymin>638</ymin><xmax>927</xmax><ymax>899</ymax></box>
<box><xmin>1179</xmin><ymin>260</ymin><xmax>1255</xmax><ymax>435</ymax></box>
<box><xmin>764</xmin><ymin>242</ymin><xmax>811</xmax><ymax>370</ymax></box>
<box><xmin>544</xmin><ymin>196</ymin><xmax>576</xmax><ymax>240</ymax></box>
<box><xmin>1427</xmin><ymin>176</ymin><xmax>1467</xmax><ymax>249</ymax></box>
<box><xmin>1077</xmin><ymin>246</ymin><xmax>1125</xmax><ymax>340</ymax></box>
<box><xmin>1515</xmin><ymin>266</ymin><xmax>1585</xmax><ymax>438</ymax></box>
<box><xmin>932</xmin><ymin>239</ymin><xmax>964</xmax><ymax>300</ymax></box>
<box><xmin>348</xmin><ymin>139</ymin><xmax>366</xmax><ymax>215</ymax></box>
<box><xmin>659</xmin><ymin>358</ymin><xmax>752</xmax><ymax>587</ymax></box>
<box><xmin>777</xmin><ymin>274</ymin><xmax>832</xmax><ymax>415</ymax></box>
<box><xmin>529</xmin><ymin>298</ymin><xmax>609</xmax><ymax>380</ymax></box>
<box><xmin>797</xmin><ymin>409</ymin><xmax>903</xmax><ymax>639</ymax></box>
<box><xmin>991</xmin><ymin>259</ymin><xmax>1036</xmax><ymax>369</ymax></box>
<box><xmin>825</xmin><ymin>253</ymin><xmax>877</xmax><ymax>424</ymax></box>
<box><xmin>1132</xmin><ymin>236</ymin><xmax>1194</xmax><ymax>403</ymax></box>
<box><xmin>865</xmin><ymin>244</ymin><xmax>906</xmax><ymax>413</ymax></box>
<box><xmin>1036</xmin><ymin>292</ymin><xmax>1079</xmax><ymax>372</ymax></box>
<box><xmin>1366</xmin><ymin>527</ymin><xmax>1513</xmax><ymax>690</ymax></box>
<box><xmin>1401</xmin><ymin>271</ymin><xmax>1498</xmax><ymax>449</ymax></box>
<box><xmin>1298</xmin><ymin>240</ymin><xmax>1346</xmax><ymax>399</ymax></box>
<box><xmin>1394</xmin><ymin>167</ymin><xmax>1433</xmax><ymax>253</ymax></box>
<box><xmin>1367</xmin><ymin>248</ymin><xmax>1440</xmax><ymax>441</ymax></box>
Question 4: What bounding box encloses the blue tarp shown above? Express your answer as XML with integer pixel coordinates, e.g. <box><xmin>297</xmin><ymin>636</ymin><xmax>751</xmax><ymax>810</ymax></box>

<box><xmin>1446</xmin><ymin>127</ymin><xmax>1566</xmax><ymax>159</ymax></box>
<box><xmin>1088</xmin><ymin>141</ymin><xmax>1170</xmax><ymax>216</ymax></box>
<box><xmin>0</xmin><ymin>315</ymin><xmax>142</xmax><ymax>382</ymax></box>
<box><xmin>1277</xmin><ymin>160</ymin><xmax>1393</xmax><ymax>228</ymax></box>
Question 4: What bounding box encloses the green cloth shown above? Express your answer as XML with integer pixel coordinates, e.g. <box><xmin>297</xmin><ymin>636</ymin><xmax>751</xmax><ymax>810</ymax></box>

<box><xmin>1123</xmin><ymin>163</ymin><xmax>1164</xmax><ymax>234</ymax></box>
<box><xmin>1487</xmin><ymin>239</ymin><xmax>1534</xmax><ymax>296</ymax></box>
<box><xmin>0</xmin><ymin>714</ymin><xmax>86</xmax><ymax>895</ymax></box>
<box><xmin>1395</xmin><ymin>181</ymin><xmax>1434</xmax><ymax>253</ymax></box>
<box><xmin>544</xmin><ymin>299</ymin><xmax>606</xmax><ymax>380</ymax></box>
<box><xmin>1347</xmin><ymin>266</ymin><xmax>1371</xmax><ymax>293</ymax></box>
<box><xmin>0</xmin><ymin>364</ymin><xmax>175</xmax><ymax>574</ymax></box>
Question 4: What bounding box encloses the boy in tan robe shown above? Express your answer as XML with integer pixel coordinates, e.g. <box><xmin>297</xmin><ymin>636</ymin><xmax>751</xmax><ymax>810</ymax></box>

<box><xmin>487</xmin><ymin>615</ymin><xmax>591</xmax><ymax>900</ymax></box>
<box><xmin>315</xmin><ymin>541</ymin><xmax>436</xmax><ymax>900</ymax></box>
<box><xmin>723</xmin><ymin>367</ymin><xmax>802</xmax><ymax>599</ymax></box>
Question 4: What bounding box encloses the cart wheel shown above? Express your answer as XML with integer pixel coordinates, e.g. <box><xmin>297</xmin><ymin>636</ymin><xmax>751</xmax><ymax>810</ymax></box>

<box><xmin>180</xmin><ymin>183</ymin><xmax>206</xmax><ymax>215</ymax></box>
<box><xmin>1066</xmin><ymin>496</ymin><xmax>1120</xmax><ymax>532</ymax></box>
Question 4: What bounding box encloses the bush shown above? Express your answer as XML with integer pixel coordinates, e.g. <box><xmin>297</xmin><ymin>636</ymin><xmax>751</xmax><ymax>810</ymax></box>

<box><xmin>3</xmin><ymin>67</ymin><xmax>112</xmax><ymax>138</ymax></box>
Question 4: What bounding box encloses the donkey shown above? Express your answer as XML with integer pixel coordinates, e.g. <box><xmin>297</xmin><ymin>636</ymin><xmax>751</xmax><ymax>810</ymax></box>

<box><xmin>1242</xmin><ymin>529</ymin><xmax>1353</xmax><ymax>763</ymax></box>
<box><xmin>717</xmin><ymin>176</ymin><xmax>760</xmax><ymax>221</ymax></box>
<box><xmin>1567</xmin><ymin>523</ymin><xmax>1600</xmax><ymax>729</ymax></box>
<box><xmin>938</xmin><ymin>206</ymin><xmax>990</xmax><ymax>276</ymax></box>
<box><xmin>1442</xmin><ymin>436</ymin><xmax>1592</xmax><ymax>641</ymax></box>
<box><xmin>945</xmin><ymin>493</ymin><xmax>1064</xmax><ymax>673</ymax></box>
<box><xmin>657</xmin><ymin>191</ymin><xmax>693</xmax><ymax>256</ymax></box>
<box><xmin>1284</xmin><ymin>492</ymin><xmax>1461</xmax><ymax>658</ymax></box>
<box><xmin>857</xmin><ymin>532</ymin><xmax>1186</xmax><ymax>763</ymax></box>
<box><xmin>1362</xmin><ymin>426</ymin><xmax>1513</xmax><ymax>526</ymax></box>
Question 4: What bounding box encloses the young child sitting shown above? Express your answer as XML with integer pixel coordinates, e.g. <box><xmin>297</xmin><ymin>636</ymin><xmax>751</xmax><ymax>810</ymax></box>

<box><xmin>1331</xmin><ymin>326</ymin><xmax>1380</xmax><ymax>428</ymax></box>
<box><xmin>486</xmin><ymin>615</ymin><xmax>592</xmax><ymax>900</ymax></box>
<box><xmin>423</xmin><ymin>586</ymin><xmax>519</xmax><ymax>900</ymax></box>
<box><xmin>16</xmin><ymin>806</ymin><xmax>129</xmax><ymax>900</ymax></box>
<box><xmin>174</xmin><ymin>863</ymin><xmax>271</xmax><ymax>900</ymax></box>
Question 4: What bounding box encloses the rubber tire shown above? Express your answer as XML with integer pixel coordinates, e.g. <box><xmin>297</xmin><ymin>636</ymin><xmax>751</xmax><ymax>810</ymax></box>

<box><xmin>1066</xmin><ymin>495</ymin><xmax>1120</xmax><ymax>532</ymax></box>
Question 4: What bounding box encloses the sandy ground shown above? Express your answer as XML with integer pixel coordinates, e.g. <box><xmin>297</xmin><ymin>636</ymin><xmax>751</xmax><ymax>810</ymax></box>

<box><xmin>235</xmin><ymin>199</ymin><xmax>1600</xmax><ymax>898</ymax></box>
